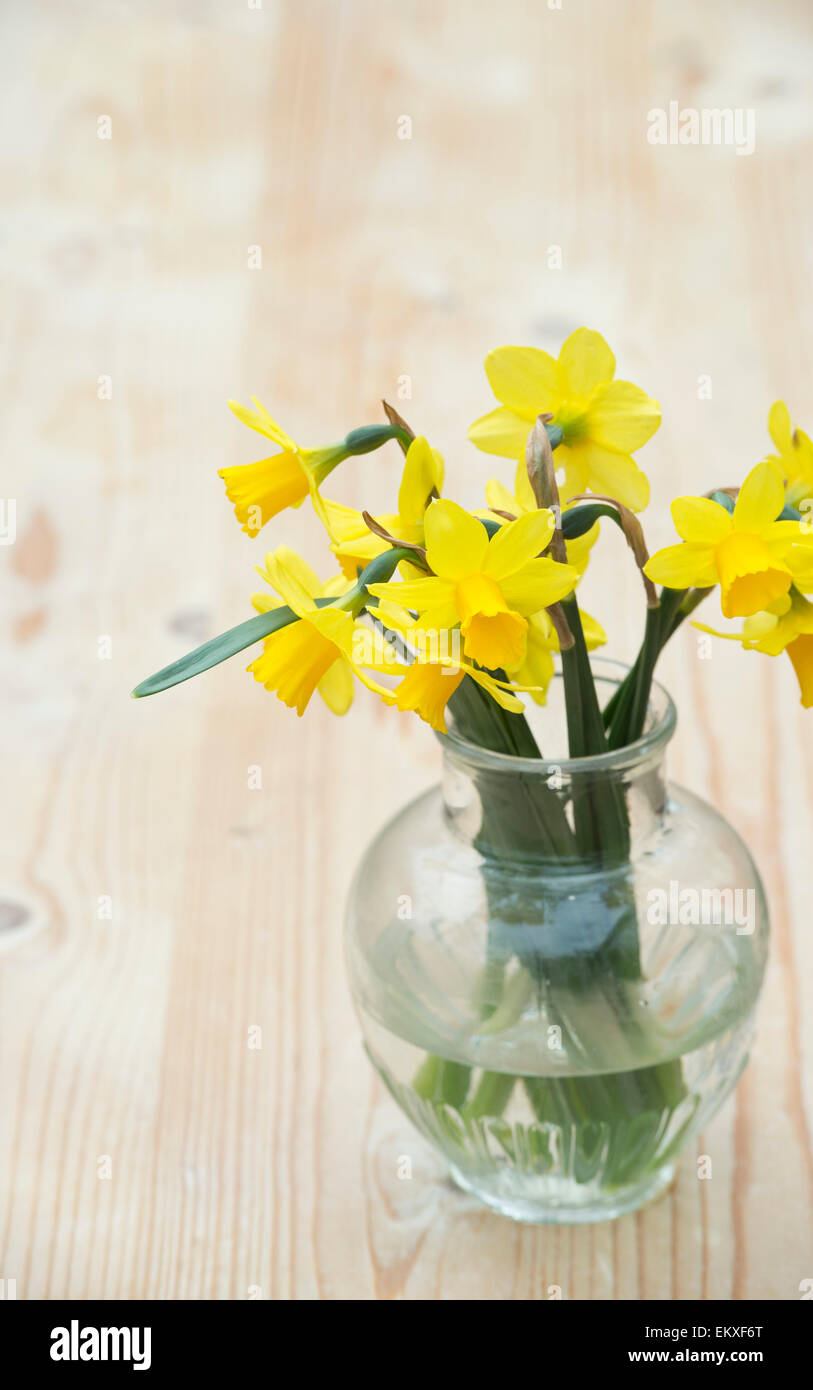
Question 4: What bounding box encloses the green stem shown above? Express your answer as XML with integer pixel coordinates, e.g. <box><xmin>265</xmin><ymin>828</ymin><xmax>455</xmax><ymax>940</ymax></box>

<box><xmin>603</xmin><ymin>585</ymin><xmax>712</xmax><ymax>747</ymax></box>
<box><xmin>608</xmin><ymin>604</ymin><xmax>661</xmax><ymax>751</ymax></box>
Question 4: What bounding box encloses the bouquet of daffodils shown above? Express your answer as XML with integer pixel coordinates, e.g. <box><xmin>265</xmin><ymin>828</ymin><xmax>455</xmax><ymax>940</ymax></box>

<box><xmin>135</xmin><ymin>329</ymin><xmax>812</xmax><ymax>1206</ymax></box>
<box><xmin>135</xmin><ymin>328</ymin><xmax>813</xmax><ymax>736</ymax></box>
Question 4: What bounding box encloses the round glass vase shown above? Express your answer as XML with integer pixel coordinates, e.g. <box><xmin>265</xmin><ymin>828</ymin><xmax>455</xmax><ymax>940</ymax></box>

<box><xmin>345</xmin><ymin>663</ymin><xmax>769</xmax><ymax>1224</ymax></box>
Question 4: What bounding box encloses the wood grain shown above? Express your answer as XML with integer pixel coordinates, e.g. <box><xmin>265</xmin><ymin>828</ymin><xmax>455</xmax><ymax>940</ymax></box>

<box><xmin>1</xmin><ymin>0</ymin><xmax>812</xmax><ymax>1300</ymax></box>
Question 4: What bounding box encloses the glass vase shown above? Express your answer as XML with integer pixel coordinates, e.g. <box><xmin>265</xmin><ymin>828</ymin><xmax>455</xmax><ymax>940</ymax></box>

<box><xmin>345</xmin><ymin>663</ymin><xmax>769</xmax><ymax>1223</ymax></box>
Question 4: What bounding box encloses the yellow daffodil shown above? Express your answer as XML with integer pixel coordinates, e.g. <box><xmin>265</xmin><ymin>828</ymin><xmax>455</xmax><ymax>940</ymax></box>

<box><xmin>766</xmin><ymin>400</ymin><xmax>813</xmax><ymax>501</ymax></box>
<box><xmin>643</xmin><ymin>461</ymin><xmax>813</xmax><ymax>619</ymax></box>
<box><xmin>324</xmin><ymin>435</ymin><xmax>444</xmax><ymax>577</ymax></box>
<box><xmin>351</xmin><ymin>608</ymin><xmax>529</xmax><ymax>733</ymax></box>
<box><xmin>387</xmin><ymin>657</ymin><xmax>525</xmax><ymax>733</ymax></box>
<box><xmin>695</xmin><ymin>588</ymin><xmax>813</xmax><ymax>707</ymax></box>
<box><xmin>484</xmin><ymin>460</ymin><xmax>600</xmax><ymax>576</ymax></box>
<box><xmin>248</xmin><ymin>546</ymin><xmax>360</xmax><ymax>715</ymax></box>
<box><xmin>480</xmin><ymin>463</ymin><xmax>605</xmax><ymax>698</ymax></box>
<box><xmin>220</xmin><ymin>398</ymin><xmax>346</xmax><ymax>536</ymax></box>
<box><xmin>468</xmin><ymin>328</ymin><xmax>660</xmax><ymax>511</ymax></box>
<box><xmin>367</xmin><ymin>500</ymin><xmax>579</xmax><ymax>671</ymax></box>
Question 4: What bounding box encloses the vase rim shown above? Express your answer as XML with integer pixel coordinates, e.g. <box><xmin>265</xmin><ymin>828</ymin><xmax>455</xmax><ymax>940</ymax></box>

<box><xmin>438</xmin><ymin>657</ymin><xmax>677</xmax><ymax>776</ymax></box>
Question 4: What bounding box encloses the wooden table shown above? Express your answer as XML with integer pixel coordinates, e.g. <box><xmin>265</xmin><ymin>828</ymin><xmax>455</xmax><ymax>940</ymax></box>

<box><xmin>2</xmin><ymin>0</ymin><xmax>812</xmax><ymax>1299</ymax></box>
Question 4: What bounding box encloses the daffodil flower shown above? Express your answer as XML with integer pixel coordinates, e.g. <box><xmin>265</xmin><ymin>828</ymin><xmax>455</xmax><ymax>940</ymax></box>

<box><xmin>468</xmin><ymin>328</ymin><xmax>660</xmax><ymax>511</ymax></box>
<box><xmin>220</xmin><ymin>401</ymin><xmax>407</xmax><ymax>537</ymax></box>
<box><xmin>367</xmin><ymin>499</ymin><xmax>580</xmax><ymax>672</ymax></box>
<box><xmin>484</xmin><ymin>460</ymin><xmax>600</xmax><ymax>575</ymax></box>
<box><xmin>219</xmin><ymin>399</ymin><xmax>347</xmax><ymax>536</ymax></box>
<box><xmin>351</xmin><ymin>606</ymin><xmax>531</xmax><ymax>733</ymax></box>
<box><xmin>323</xmin><ymin>435</ymin><xmax>444</xmax><ymax>577</ymax></box>
<box><xmin>382</xmin><ymin>657</ymin><xmax>524</xmax><ymax>733</ymax></box>
<box><xmin>695</xmin><ymin>588</ymin><xmax>813</xmax><ymax>707</ymax></box>
<box><xmin>644</xmin><ymin>461</ymin><xmax>813</xmax><ymax>619</ymax></box>
<box><xmin>248</xmin><ymin>546</ymin><xmax>363</xmax><ymax>715</ymax></box>
<box><xmin>766</xmin><ymin>400</ymin><xmax>813</xmax><ymax>502</ymax></box>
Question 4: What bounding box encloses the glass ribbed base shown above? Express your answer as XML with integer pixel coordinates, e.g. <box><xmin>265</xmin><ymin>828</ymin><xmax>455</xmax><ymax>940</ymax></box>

<box><xmin>449</xmin><ymin>1158</ymin><xmax>675</xmax><ymax>1224</ymax></box>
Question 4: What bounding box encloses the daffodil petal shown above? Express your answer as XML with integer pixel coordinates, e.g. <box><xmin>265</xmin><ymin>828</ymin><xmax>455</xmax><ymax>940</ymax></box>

<box><xmin>485</xmin><ymin>478</ymin><xmax>521</xmax><ymax>517</ymax></box>
<box><xmin>768</xmin><ymin>400</ymin><xmax>792</xmax><ymax>454</ymax></box>
<box><xmin>557</xmin><ymin>328</ymin><xmax>615</xmax><ymax>399</ymax></box>
<box><xmin>316</xmin><ymin>657</ymin><xmax>355</xmax><ymax>715</ymax></box>
<box><xmin>228</xmin><ymin>399</ymin><xmax>296</xmax><ymax>450</ymax></box>
<box><xmin>484</xmin><ymin>346</ymin><xmax>559</xmax><ymax>417</ymax></box>
<box><xmin>576</xmin><ymin>443</ymin><xmax>650</xmax><ymax>512</ymax></box>
<box><xmin>513</xmin><ymin>460</ymin><xmax>537</xmax><ymax>511</ymax></box>
<box><xmin>483</xmin><ymin>509</ymin><xmax>555</xmax><ymax>579</ymax></box>
<box><xmin>786</xmin><ymin>635</ymin><xmax>813</xmax><ymax>706</ymax></box>
<box><xmin>321</xmin><ymin>499</ymin><xmax>367</xmax><ymax>544</ymax></box>
<box><xmin>468</xmin><ymin>406</ymin><xmax>531</xmax><ymax>458</ymax></box>
<box><xmin>466</xmin><ymin>665</ymin><xmax>525</xmax><ymax>713</ymax></box>
<box><xmin>556</xmin><ymin>445</ymin><xmax>590</xmax><ymax>503</ymax></box>
<box><xmin>785</xmin><ymin>540</ymin><xmax>813</xmax><ymax>590</ymax></box>
<box><xmin>397</xmin><ymin>436</ymin><xmax>443</xmax><ymax>523</ymax></box>
<box><xmin>322</xmin><ymin>573</ymin><xmax>354</xmax><ymax>599</ymax></box>
<box><xmin>262</xmin><ymin>549</ymin><xmax>319</xmax><ymax>615</ymax></box>
<box><xmin>424</xmin><ymin>500</ymin><xmax>489</xmax><ymax>579</ymax></box>
<box><xmin>764</xmin><ymin>519</ymin><xmax>810</xmax><ymax>551</ymax></box>
<box><xmin>691</xmin><ymin>620</ymin><xmax>745</xmax><ymax>643</ymax></box>
<box><xmin>251</xmin><ymin>592</ymin><xmax>284</xmax><ymax>615</ymax></box>
<box><xmin>499</xmin><ymin>558</ymin><xmax>580</xmax><ymax>614</ymax></box>
<box><xmin>580</xmin><ymin>609</ymin><xmax>607</xmax><ymax>650</ymax></box>
<box><xmin>588</xmin><ymin>380</ymin><xmax>661</xmax><ymax>453</ymax></box>
<box><xmin>415</xmin><ymin>602</ymin><xmax>463</xmax><ymax>633</ymax></box>
<box><xmin>307</xmin><ymin>606</ymin><xmax>355</xmax><ymax>647</ymax></box>
<box><xmin>367</xmin><ymin>576</ymin><xmax>454</xmax><ymax>610</ymax></box>
<box><xmin>732</xmin><ymin>460</ymin><xmax>785</xmax><ymax>533</ymax></box>
<box><xmin>511</xmin><ymin>637</ymin><xmax>555</xmax><ymax>704</ymax></box>
<box><xmin>270</xmin><ymin>544</ymin><xmax>322</xmax><ymax>598</ymax></box>
<box><xmin>644</xmin><ymin>542</ymin><xmax>717</xmax><ymax>589</ymax></box>
<box><xmin>671</xmin><ymin>497</ymin><xmax>733</xmax><ymax>544</ymax></box>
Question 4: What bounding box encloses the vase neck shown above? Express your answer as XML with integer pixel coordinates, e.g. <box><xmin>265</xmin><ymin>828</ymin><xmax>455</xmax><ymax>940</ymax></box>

<box><xmin>441</xmin><ymin>735</ymin><xmax>671</xmax><ymax>869</ymax></box>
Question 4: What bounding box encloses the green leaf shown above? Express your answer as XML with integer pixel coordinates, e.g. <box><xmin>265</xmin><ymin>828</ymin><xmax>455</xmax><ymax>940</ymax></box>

<box><xmin>132</xmin><ymin>546</ymin><xmax>416</xmax><ymax>700</ymax></box>
<box><xmin>131</xmin><ymin>605</ymin><xmax>305</xmax><ymax>698</ymax></box>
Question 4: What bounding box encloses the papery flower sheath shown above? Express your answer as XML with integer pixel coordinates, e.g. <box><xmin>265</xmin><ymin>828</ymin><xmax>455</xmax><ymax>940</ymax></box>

<box><xmin>469</xmin><ymin>329</ymin><xmax>660</xmax><ymax>511</ymax></box>
<box><xmin>644</xmin><ymin>461</ymin><xmax>812</xmax><ymax>618</ymax></box>
<box><xmin>368</xmin><ymin>499</ymin><xmax>580</xmax><ymax>671</ymax></box>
